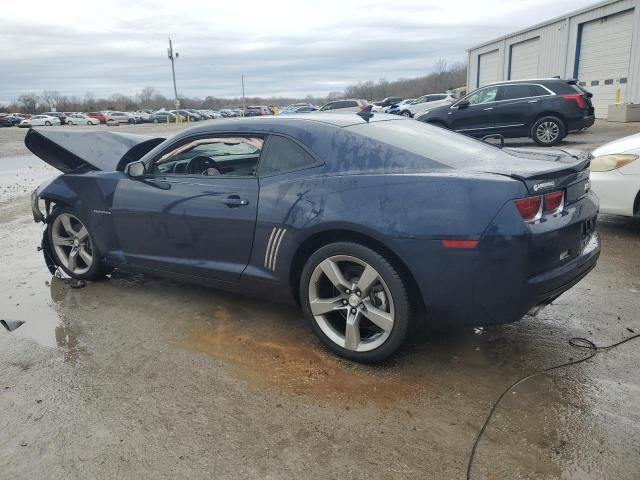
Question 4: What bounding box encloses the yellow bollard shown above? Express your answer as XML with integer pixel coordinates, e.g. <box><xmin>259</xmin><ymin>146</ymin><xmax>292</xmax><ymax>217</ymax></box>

<box><xmin>615</xmin><ymin>88</ymin><xmax>621</xmax><ymax>104</ymax></box>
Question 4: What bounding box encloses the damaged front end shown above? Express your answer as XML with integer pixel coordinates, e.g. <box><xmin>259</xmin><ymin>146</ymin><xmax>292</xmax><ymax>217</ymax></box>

<box><xmin>31</xmin><ymin>188</ymin><xmax>59</xmax><ymax>275</ymax></box>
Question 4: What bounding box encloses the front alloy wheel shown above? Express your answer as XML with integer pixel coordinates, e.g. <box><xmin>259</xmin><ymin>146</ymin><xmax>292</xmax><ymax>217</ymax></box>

<box><xmin>301</xmin><ymin>242</ymin><xmax>411</xmax><ymax>363</ymax></box>
<box><xmin>51</xmin><ymin>212</ymin><xmax>94</xmax><ymax>276</ymax></box>
<box><xmin>47</xmin><ymin>207</ymin><xmax>105</xmax><ymax>280</ymax></box>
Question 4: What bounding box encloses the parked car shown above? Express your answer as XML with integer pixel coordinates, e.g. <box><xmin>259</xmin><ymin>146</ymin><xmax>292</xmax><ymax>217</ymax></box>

<box><xmin>281</xmin><ymin>103</ymin><xmax>314</xmax><ymax>114</ymax></box>
<box><xmin>151</xmin><ymin>111</ymin><xmax>184</xmax><ymax>123</ymax></box>
<box><xmin>417</xmin><ymin>79</ymin><xmax>595</xmax><ymax>147</ymax></box>
<box><xmin>589</xmin><ymin>132</ymin><xmax>640</xmax><ymax>217</ymax></box>
<box><xmin>387</xmin><ymin>99</ymin><xmax>415</xmax><ymax>115</ymax></box>
<box><xmin>19</xmin><ymin>115</ymin><xmax>61</xmax><ymax>128</ymax></box>
<box><xmin>27</xmin><ymin>113</ymin><xmax>599</xmax><ymax>363</ymax></box>
<box><xmin>244</xmin><ymin>106</ymin><xmax>272</xmax><ymax>117</ymax></box>
<box><xmin>169</xmin><ymin>110</ymin><xmax>200</xmax><ymax>121</ymax></box>
<box><xmin>282</xmin><ymin>105</ymin><xmax>319</xmax><ymax>114</ymax></box>
<box><xmin>371</xmin><ymin>97</ymin><xmax>403</xmax><ymax>112</ymax></box>
<box><xmin>319</xmin><ymin>99</ymin><xmax>369</xmax><ymax>113</ymax></box>
<box><xmin>397</xmin><ymin>93</ymin><xmax>454</xmax><ymax>118</ymax></box>
<box><xmin>0</xmin><ymin>114</ymin><xmax>22</xmax><ymax>126</ymax></box>
<box><xmin>128</xmin><ymin>111</ymin><xmax>151</xmax><ymax>123</ymax></box>
<box><xmin>42</xmin><ymin>112</ymin><xmax>67</xmax><ymax>125</ymax></box>
<box><xmin>105</xmin><ymin>111</ymin><xmax>135</xmax><ymax>124</ymax></box>
<box><xmin>0</xmin><ymin>116</ymin><xmax>14</xmax><ymax>127</ymax></box>
<box><xmin>86</xmin><ymin>112</ymin><xmax>107</xmax><ymax>124</ymax></box>
<box><xmin>66</xmin><ymin>113</ymin><xmax>100</xmax><ymax>125</ymax></box>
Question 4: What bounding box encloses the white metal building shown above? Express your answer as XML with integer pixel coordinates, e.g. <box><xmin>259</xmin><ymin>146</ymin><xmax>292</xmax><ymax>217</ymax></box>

<box><xmin>467</xmin><ymin>0</ymin><xmax>640</xmax><ymax>118</ymax></box>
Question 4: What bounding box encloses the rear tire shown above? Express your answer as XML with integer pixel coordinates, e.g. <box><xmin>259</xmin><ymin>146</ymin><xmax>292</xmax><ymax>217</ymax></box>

<box><xmin>531</xmin><ymin>116</ymin><xmax>565</xmax><ymax>147</ymax></box>
<box><xmin>400</xmin><ymin>110</ymin><xmax>412</xmax><ymax>117</ymax></box>
<box><xmin>45</xmin><ymin>121</ymin><xmax>52</xmax><ymax>126</ymax></box>
<box><xmin>47</xmin><ymin>206</ymin><xmax>104</xmax><ymax>280</ymax></box>
<box><xmin>300</xmin><ymin>242</ymin><xmax>411</xmax><ymax>363</ymax></box>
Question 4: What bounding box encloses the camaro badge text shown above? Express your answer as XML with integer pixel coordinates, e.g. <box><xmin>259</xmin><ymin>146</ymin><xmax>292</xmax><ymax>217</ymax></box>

<box><xmin>533</xmin><ymin>181</ymin><xmax>555</xmax><ymax>192</ymax></box>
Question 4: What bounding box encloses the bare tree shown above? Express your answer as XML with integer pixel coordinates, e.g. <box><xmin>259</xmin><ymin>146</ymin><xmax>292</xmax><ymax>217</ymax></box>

<box><xmin>137</xmin><ymin>87</ymin><xmax>158</xmax><ymax>108</ymax></box>
<box><xmin>17</xmin><ymin>93</ymin><xmax>40</xmax><ymax>113</ymax></box>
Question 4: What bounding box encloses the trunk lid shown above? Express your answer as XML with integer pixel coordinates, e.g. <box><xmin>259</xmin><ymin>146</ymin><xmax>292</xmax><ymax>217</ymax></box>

<box><xmin>25</xmin><ymin>128</ymin><xmax>165</xmax><ymax>173</ymax></box>
<box><xmin>500</xmin><ymin>147</ymin><xmax>591</xmax><ymax>197</ymax></box>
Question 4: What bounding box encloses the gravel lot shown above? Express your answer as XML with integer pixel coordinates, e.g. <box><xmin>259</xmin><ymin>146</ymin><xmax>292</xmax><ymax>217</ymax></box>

<box><xmin>0</xmin><ymin>119</ymin><xmax>639</xmax><ymax>479</ymax></box>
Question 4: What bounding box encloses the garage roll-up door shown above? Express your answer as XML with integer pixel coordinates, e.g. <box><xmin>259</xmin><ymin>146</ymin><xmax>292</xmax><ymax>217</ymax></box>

<box><xmin>510</xmin><ymin>37</ymin><xmax>540</xmax><ymax>80</ymax></box>
<box><xmin>578</xmin><ymin>10</ymin><xmax>634</xmax><ymax>118</ymax></box>
<box><xmin>478</xmin><ymin>50</ymin><xmax>499</xmax><ymax>87</ymax></box>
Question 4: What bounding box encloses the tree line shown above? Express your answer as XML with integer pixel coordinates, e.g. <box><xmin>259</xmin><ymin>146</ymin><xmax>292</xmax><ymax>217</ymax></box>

<box><xmin>1</xmin><ymin>61</ymin><xmax>466</xmax><ymax>114</ymax></box>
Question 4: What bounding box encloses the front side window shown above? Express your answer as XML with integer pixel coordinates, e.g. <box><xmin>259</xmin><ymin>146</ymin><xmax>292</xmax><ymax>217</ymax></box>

<box><xmin>258</xmin><ymin>136</ymin><xmax>319</xmax><ymax>176</ymax></box>
<box><xmin>154</xmin><ymin>136</ymin><xmax>264</xmax><ymax>177</ymax></box>
<box><xmin>465</xmin><ymin>87</ymin><xmax>499</xmax><ymax>105</ymax></box>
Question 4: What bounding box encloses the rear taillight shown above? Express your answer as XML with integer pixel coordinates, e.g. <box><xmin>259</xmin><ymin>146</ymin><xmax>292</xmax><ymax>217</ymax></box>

<box><xmin>514</xmin><ymin>196</ymin><xmax>542</xmax><ymax>222</ymax></box>
<box><xmin>543</xmin><ymin>191</ymin><xmax>564</xmax><ymax>214</ymax></box>
<box><xmin>514</xmin><ymin>191</ymin><xmax>564</xmax><ymax>223</ymax></box>
<box><xmin>562</xmin><ymin>94</ymin><xmax>586</xmax><ymax>109</ymax></box>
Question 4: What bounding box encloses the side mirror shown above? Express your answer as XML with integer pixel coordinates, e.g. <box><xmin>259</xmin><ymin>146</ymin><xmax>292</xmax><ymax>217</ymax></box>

<box><xmin>455</xmin><ymin>100</ymin><xmax>470</xmax><ymax>109</ymax></box>
<box><xmin>126</xmin><ymin>160</ymin><xmax>146</xmax><ymax>179</ymax></box>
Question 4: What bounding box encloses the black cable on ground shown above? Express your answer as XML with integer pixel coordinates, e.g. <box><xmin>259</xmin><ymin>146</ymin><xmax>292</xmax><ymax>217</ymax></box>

<box><xmin>466</xmin><ymin>332</ymin><xmax>640</xmax><ymax>480</ymax></box>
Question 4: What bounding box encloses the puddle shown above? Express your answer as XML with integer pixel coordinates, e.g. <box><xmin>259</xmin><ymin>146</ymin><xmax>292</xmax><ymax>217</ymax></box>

<box><xmin>184</xmin><ymin>304</ymin><xmax>430</xmax><ymax>406</ymax></box>
<box><xmin>0</xmin><ymin>201</ymin><xmax>82</xmax><ymax>361</ymax></box>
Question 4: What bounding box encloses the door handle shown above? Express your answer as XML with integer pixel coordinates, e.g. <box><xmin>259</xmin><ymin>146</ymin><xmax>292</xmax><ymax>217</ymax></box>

<box><xmin>528</xmin><ymin>100</ymin><xmax>539</xmax><ymax>103</ymax></box>
<box><xmin>483</xmin><ymin>107</ymin><xmax>494</xmax><ymax>111</ymax></box>
<box><xmin>222</xmin><ymin>195</ymin><xmax>249</xmax><ymax>207</ymax></box>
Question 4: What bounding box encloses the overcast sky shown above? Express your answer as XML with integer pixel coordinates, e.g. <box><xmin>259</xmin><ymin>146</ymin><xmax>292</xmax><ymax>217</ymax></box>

<box><xmin>1</xmin><ymin>0</ymin><xmax>594</xmax><ymax>103</ymax></box>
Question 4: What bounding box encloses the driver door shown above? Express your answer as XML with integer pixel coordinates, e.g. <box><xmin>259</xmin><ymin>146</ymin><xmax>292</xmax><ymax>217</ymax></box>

<box><xmin>111</xmin><ymin>135</ymin><xmax>262</xmax><ymax>283</ymax></box>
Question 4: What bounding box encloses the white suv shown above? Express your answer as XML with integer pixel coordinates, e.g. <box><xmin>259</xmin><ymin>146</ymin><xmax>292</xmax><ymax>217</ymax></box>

<box><xmin>399</xmin><ymin>93</ymin><xmax>455</xmax><ymax>118</ymax></box>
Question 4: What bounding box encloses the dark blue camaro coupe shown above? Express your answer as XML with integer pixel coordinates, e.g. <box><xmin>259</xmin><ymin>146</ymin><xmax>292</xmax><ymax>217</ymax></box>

<box><xmin>28</xmin><ymin>113</ymin><xmax>600</xmax><ymax>363</ymax></box>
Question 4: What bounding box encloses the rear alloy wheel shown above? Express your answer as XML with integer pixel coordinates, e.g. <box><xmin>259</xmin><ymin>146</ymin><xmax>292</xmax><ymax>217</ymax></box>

<box><xmin>400</xmin><ymin>110</ymin><xmax>412</xmax><ymax>117</ymax></box>
<box><xmin>301</xmin><ymin>242</ymin><xmax>411</xmax><ymax>363</ymax></box>
<box><xmin>45</xmin><ymin>121</ymin><xmax>52</xmax><ymax>126</ymax></box>
<box><xmin>532</xmin><ymin>116</ymin><xmax>565</xmax><ymax>147</ymax></box>
<box><xmin>48</xmin><ymin>208</ymin><xmax>103</xmax><ymax>280</ymax></box>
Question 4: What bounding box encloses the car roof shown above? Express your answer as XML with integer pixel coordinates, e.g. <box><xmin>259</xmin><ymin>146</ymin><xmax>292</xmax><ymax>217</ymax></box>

<box><xmin>483</xmin><ymin>78</ymin><xmax>571</xmax><ymax>87</ymax></box>
<box><xmin>171</xmin><ymin>112</ymin><xmax>406</xmax><ymax>136</ymax></box>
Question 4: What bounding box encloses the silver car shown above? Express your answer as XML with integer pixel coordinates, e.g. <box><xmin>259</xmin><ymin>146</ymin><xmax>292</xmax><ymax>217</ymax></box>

<box><xmin>319</xmin><ymin>99</ymin><xmax>369</xmax><ymax>113</ymax></box>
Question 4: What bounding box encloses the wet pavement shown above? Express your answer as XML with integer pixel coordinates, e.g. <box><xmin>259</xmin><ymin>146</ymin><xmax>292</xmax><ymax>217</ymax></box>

<box><xmin>1</xmin><ymin>124</ymin><xmax>639</xmax><ymax>479</ymax></box>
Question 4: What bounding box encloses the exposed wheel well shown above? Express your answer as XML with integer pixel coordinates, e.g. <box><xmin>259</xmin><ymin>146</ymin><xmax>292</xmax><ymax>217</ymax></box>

<box><xmin>634</xmin><ymin>189</ymin><xmax>640</xmax><ymax>216</ymax></box>
<box><xmin>289</xmin><ymin>229</ymin><xmax>425</xmax><ymax>317</ymax></box>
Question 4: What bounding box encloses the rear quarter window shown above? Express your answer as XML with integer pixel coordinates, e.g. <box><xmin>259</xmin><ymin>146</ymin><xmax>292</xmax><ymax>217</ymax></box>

<box><xmin>346</xmin><ymin>120</ymin><xmax>501</xmax><ymax>168</ymax></box>
<box><xmin>258</xmin><ymin>136</ymin><xmax>321</xmax><ymax>176</ymax></box>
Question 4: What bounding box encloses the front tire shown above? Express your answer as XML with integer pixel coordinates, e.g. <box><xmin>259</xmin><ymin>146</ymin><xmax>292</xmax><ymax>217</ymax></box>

<box><xmin>400</xmin><ymin>110</ymin><xmax>412</xmax><ymax>117</ymax></box>
<box><xmin>45</xmin><ymin>121</ymin><xmax>52</xmax><ymax>126</ymax></box>
<box><xmin>531</xmin><ymin>116</ymin><xmax>565</xmax><ymax>146</ymax></box>
<box><xmin>300</xmin><ymin>242</ymin><xmax>411</xmax><ymax>363</ymax></box>
<box><xmin>47</xmin><ymin>207</ymin><xmax>103</xmax><ymax>280</ymax></box>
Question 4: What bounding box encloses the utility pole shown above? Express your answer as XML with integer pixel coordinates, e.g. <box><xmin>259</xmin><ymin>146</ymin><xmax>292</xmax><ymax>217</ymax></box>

<box><xmin>241</xmin><ymin>74</ymin><xmax>246</xmax><ymax>116</ymax></box>
<box><xmin>167</xmin><ymin>38</ymin><xmax>179</xmax><ymax>109</ymax></box>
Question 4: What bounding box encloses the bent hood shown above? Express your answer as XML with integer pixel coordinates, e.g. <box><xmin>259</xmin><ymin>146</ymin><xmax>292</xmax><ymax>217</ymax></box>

<box><xmin>25</xmin><ymin>128</ymin><xmax>165</xmax><ymax>173</ymax></box>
